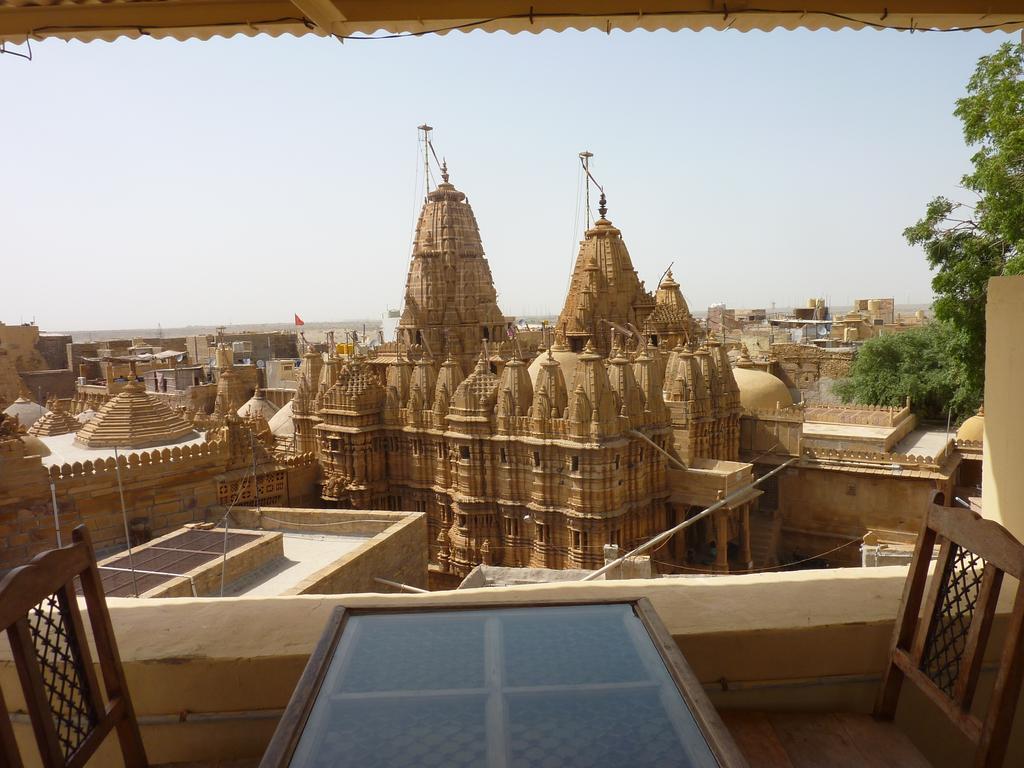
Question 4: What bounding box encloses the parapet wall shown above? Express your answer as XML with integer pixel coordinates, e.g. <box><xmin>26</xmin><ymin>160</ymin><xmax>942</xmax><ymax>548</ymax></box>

<box><xmin>804</xmin><ymin>402</ymin><xmax>912</xmax><ymax>428</ymax></box>
<box><xmin>1</xmin><ymin>569</ymin><xmax>1016</xmax><ymax>768</ymax></box>
<box><xmin>47</xmin><ymin>439</ymin><xmax>228</xmax><ymax>481</ymax></box>
<box><xmin>802</xmin><ymin>445</ymin><xmax>949</xmax><ymax>470</ymax></box>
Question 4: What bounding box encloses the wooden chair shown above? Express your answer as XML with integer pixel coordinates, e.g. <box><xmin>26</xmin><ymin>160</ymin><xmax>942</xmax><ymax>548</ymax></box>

<box><xmin>0</xmin><ymin>525</ymin><xmax>148</xmax><ymax>768</ymax></box>
<box><xmin>724</xmin><ymin>491</ymin><xmax>1024</xmax><ymax>767</ymax></box>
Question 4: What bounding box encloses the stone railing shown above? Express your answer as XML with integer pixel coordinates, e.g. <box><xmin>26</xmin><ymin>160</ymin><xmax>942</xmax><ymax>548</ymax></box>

<box><xmin>46</xmin><ymin>439</ymin><xmax>228</xmax><ymax>481</ymax></box>
<box><xmin>46</xmin><ymin>440</ymin><xmax>319</xmax><ymax>482</ymax></box>
<box><xmin>743</xmin><ymin>405</ymin><xmax>805</xmax><ymax>421</ymax></box>
<box><xmin>803</xmin><ymin>402</ymin><xmax>911</xmax><ymax>427</ymax></box>
<box><xmin>802</xmin><ymin>445</ymin><xmax>946</xmax><ymax>469</ymax></box>
<box><xmin>955</xmin><ymin>439</ymin><xmax>983</xmax><ymax>451</ymax></box>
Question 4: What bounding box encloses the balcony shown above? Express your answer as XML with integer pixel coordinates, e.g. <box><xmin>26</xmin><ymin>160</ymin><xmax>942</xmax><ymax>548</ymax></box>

<box><xmin>3</xmin><ymin>565</ymin><xmax>1021</xmax><ymax>766</ymax></box>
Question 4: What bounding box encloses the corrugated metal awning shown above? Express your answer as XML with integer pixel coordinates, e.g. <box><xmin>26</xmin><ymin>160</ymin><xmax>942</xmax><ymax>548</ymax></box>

<box><xmin>1</xmin><ymin>1</ymin><xmax>1022</xmax><ymax>45</ymax></box>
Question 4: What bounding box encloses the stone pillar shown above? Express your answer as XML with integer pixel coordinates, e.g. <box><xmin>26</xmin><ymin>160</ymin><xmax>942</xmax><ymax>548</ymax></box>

<box><xmin>739</xmin><ymin>506</ymin><xmax>752</xmax><ymax>569</ymax></box>
<box><xmin>981</xmin><ymin>276</ymin><xmax>1024</xmax><ymax>540</ymax></box>
<box><xmin>714</xmin><ymin>512</ymin><xmax>729</xmax><ymax>573</ymax></box>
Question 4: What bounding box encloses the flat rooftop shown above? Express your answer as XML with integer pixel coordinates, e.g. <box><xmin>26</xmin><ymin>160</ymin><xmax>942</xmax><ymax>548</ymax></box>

<box><xmin>802</xmin><ymin>422</ymin><xmax>896</xmax><ymax>441</ymax></box>
<box><xmin>222</xmin><ymin>532</ymin><xmax>371</xmax><ymax>597</ymax></box>
<box><xmin>39</xmin><ymin>431</ymin><xmax>206</xmax><ymax>467</ymax></box>
<box><xmin>95</xmin><ymin>526</ymin><xmax>373</xmax><ymax>598</ymax></box>
<box><xmin>893</xmin><ymin>429</ymin><xmax>953</xmax><ymax>459</ymax></box>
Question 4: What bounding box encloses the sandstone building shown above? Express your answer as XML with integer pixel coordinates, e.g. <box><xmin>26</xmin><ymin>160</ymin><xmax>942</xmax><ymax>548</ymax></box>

<box><xmin>306</xmin><ymin>178</ymin><xmax>751</xmax><ymax>581</ymax></box>
<box><xmin>396</xmin><ymin>167</ymin><xmax>510</xmax><ymax>373</ymax></box>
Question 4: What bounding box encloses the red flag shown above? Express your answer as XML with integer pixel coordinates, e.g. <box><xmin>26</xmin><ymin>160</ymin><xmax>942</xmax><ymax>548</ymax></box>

<box><xmin>294</xmin><ymin>314</ymin><xmax>305</xmax><ymax>326</ymax></box>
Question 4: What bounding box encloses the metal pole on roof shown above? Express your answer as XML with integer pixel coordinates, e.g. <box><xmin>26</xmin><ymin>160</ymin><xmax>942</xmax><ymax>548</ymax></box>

<box><xmin>580</xmin><ymin>151</ymin><xmax>594</xmax><ymax>228</ymax></box>
<box><xmin>113</xmin><ymin>446</ymin><xmax>140</xmax><ymax>597</ymax></box>
<box><xmin>48</xmin><ymin>479</ymin><xmax>62</xmax><ymax>548</ymax></box>
<box><xmin>374</xmin><ymin>577</ymin><xmax>427</xmax><ymax>594</ymax></box>
<box><xmin>581</xmin><ymin>456</ymin><xmax>799</xmax><ymax>582</ymax></box>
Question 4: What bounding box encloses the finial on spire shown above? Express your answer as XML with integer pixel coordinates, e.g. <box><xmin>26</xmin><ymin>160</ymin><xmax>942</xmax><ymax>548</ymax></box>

<box><xmin>598</xmin><ymin>192</ymin><xmax>607</xmax><ymax>219</ymax></box>
<box><xmin>441</xmin><ymin>159</ymin><xmax>449</xmax><ymax>184</ymax></box>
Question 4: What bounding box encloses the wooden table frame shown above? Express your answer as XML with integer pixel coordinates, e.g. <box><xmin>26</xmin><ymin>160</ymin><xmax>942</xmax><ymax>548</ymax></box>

<box><xmin>259</xmin><ymin>596</ymin><xmax>748</xmax><ymax>768</ymax></box>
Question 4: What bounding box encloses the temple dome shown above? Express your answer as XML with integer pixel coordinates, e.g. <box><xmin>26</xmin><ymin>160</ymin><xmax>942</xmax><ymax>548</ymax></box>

<box><xmin>268</xmin><ymin>399</ymin><xmax>294</xmax><ymax>437</ymax></box>
<box><xmin>527</xmin><ymin>344</ymin><xmax>578</xmax><ymax>392</ymax></box>
<box><xmin>75</xmin><ymin>381</ymin><xmax>197</xmax><ymax>449</ymax></box>
<box><xmin>3</xmin><ymin>396</ymin><xmax>45</xmax><ymax>429</ymax></box>
<box><xmin>237</xmin><ymin>390</ymin><xmax>279</xmax><ymax>421</ymax></box>
<box><xmin>28</xmin><ymin>403</ymin><xmax>81</xmax><ymax>437</ymax></box>
<box><xmin>732</xmin><ymin>367</ymin><xmax>794</xmax><ymax>411</ymax></box>
<box><xmin>20</xmin><ymin>434</ymin><xmax>51</xmax><ymax>458</ymax></box>
<box><xmin>397</xmin><ymin>172</ymin><xmax>507</xmax><ymax>373</ymax></box>
<box><xmin>957</xmin><ymin>406</ymin><xmax>984</xmax><ymax>443</ymax></box>
<box><xmin>450</xmin><ymin>355</ymin><xmax>499</xmax><ymax>416</ymax></box>
<box><xmin>555</xmin><ymin>199</ymin><xmax>655</xmax><ymax>358</ymax></box>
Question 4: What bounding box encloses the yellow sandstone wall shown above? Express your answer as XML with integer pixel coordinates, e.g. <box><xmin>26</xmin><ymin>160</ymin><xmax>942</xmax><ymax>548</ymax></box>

<box><xmin>0</xmin><ymin>323</ymin><xmax>46</xmax><ymax>371</ymax></box>
<box><xmin>778</xmin><ymin>465</ymin><xmax>952</xmax><ymax>564</ymax></box>
<box><xmin>225</xmin><ymin>507</ymin><xmax>430</xmax><ymax>594</ymax></box>
<box><xmin>290</xmin><ymin>512</ymin><xmax>428</xmax><ymax>594</ymax></box>
<box><xmin>982</xmin><ymin>276</ymin><xmax>1024</xmax><ymax>540</ymax></box>
<box><xmin>0</xmin><ymin>447</ymin><xmax>320</xmax><ymax>569</ymax></box>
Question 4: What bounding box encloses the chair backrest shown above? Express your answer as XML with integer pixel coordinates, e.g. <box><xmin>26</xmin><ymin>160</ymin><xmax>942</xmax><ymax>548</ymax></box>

<box><xmin>876</xmin><ymin>491</ymin><xmax>1024</xmax><ymax>768</ymax></box>
<box><xmin>0</xmin><ymin>526</ymin><xmax>147</xmax><ymax>768</ymax></box>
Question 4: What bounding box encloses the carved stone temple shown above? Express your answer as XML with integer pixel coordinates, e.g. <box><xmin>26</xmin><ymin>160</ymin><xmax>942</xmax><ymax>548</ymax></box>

<box><xmin>396</xmin><ymin>165</ymin><xmax>509</xmax><ymax>373</ymax></box>
<box><xmin>310</xmin><ymin>175</ymin><xmax>755</xmax><ymax>580</ymax></box>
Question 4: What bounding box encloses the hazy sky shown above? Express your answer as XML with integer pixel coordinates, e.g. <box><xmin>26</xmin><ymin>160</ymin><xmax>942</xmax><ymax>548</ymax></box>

<box><xmin>3</xmin><ymin>28</ymin><xmax>1012</xmax><ymax>331</ymax></box>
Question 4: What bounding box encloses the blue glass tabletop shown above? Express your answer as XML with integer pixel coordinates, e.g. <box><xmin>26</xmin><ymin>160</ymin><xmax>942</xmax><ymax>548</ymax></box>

<box><xmin>289</xmin><ymin>603</ymin><xmax>719</xmax><ymax>768</ymax></box>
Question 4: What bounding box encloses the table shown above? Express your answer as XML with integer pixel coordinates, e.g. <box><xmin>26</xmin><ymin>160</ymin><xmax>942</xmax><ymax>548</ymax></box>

<box><xmin>260</xmin><ymin>598</ymin><xmax>747</xmax><ymax>768</ymax></box>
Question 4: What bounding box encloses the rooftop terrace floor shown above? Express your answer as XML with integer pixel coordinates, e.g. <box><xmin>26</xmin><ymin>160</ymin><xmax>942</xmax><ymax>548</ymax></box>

<box><xmin>221</xmin><ymin>532</ymin><xmax>370</xmax><ymax>596</ymax></box>
<box><xmin>39</xmin><ymin>430</ymin><xmax>206</xmax><ymax>467</ymax></box>
<box><xmin>893</xmin><ymin>428</ymin><xmax>953</xmax><ymax>457</ymax></box>
<box><xmin>802</xmin><ymin>422</ymin><xmax>895</xmax><ymax>440</ymax></box>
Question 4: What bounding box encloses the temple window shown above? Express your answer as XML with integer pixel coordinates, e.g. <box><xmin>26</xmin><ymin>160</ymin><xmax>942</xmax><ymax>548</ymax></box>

<box><xmin>536</xmin><ymin>523</ymin><xmax>548</xmax><ymax>543</ymax></box>
<box><xmin>571</xmin><ymin>530</ymin><xmax>588</xmax><ymax>550</ymax></box>
<box><xmin>504</xmin><ymin>517</ymin><xmax>520</xmax><ymax>537</ymax></box>
<box><xmin>571</xmin><ymin>455</ymin><xmax>580</xmax><ymax>472</ymax></box>
<box><xmin>458</xmin><ymin>513</ymin><xmax>468</xmax><ymax>528</ymax></box>
<box><xmin>533</xmin><ymin>451</ymin><xmax>541</xmax><ymax>467</ymax></box>
<box><xmin>460</xmin><ymin>445</ymin><xmax>471</xmax><ymax>460</ymax></box>
<box><xmin>500</xmin><ymin>447</ymin><xmax>508</xmax><ymax>464</ymax></box>
<box><xmin>482</xmin><ymin>326</ymin><xmax>490</xmax><ymax>341</ymax></box>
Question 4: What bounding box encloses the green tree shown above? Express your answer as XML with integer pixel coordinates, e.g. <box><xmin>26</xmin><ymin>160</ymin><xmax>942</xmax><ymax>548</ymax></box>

<box><xmin>903</xmin><ymin>42</ymin><xmax>1024</xmax><ymax>410</ymax></box>
<box><xmin>834</xmin><ymin>324</ymin><xmax>977</xmax><ymax>421</ymax></box>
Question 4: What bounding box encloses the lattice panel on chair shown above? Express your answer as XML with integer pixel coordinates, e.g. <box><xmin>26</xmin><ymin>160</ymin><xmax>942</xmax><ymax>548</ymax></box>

<box><xmin>920</xmin><ymin>543</ymin><xmax>985</xmax><ymax>697</ymax></box>
<box><xmin>27</xmin><ymin>592</ymin><xmax>98</xmax><ymax>759</ymax></box>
